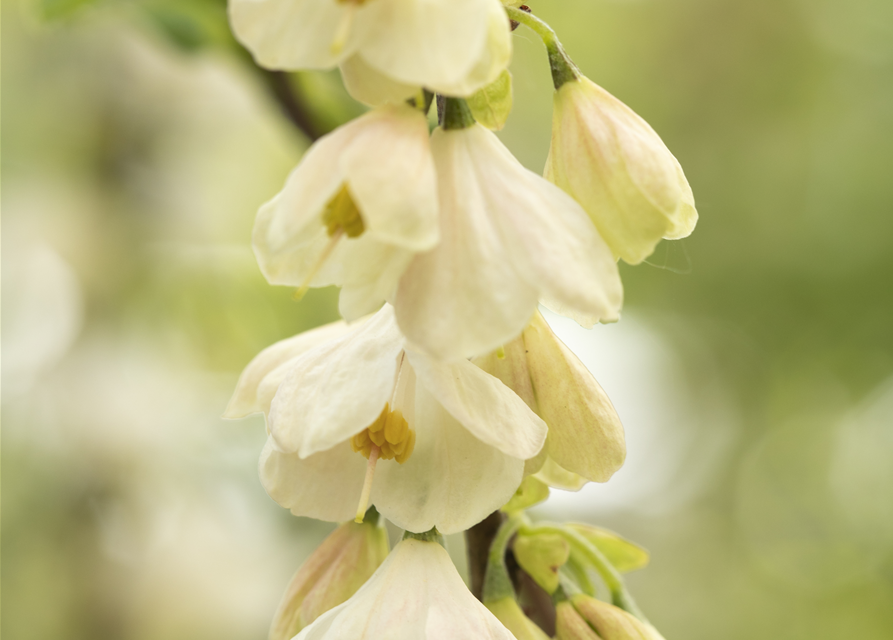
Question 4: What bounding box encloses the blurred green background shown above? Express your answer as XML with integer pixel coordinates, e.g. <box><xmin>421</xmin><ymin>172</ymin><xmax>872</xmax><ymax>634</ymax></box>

<box><xmin>2</xmin><ymin>0</ymin><xmax>892</xmax><ymax>638</ymax></box>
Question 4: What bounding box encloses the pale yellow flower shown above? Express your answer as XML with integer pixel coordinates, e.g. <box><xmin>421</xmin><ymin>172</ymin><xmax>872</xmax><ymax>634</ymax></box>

<box><xmin>546</xmin><ymin>76</ymin><xmax>698</xmax><ymax>265</ymax></box>
<box><xmin>230</xmin><ymin>0</ymin><xmax>511</xmax><ymax>97</ymax></box>
<box><xmin>226</xmin><ymin>305</ymin><xmax>547</xmax><ymax>534</ymax></box>
<box><xmin>395</xmin><ymin>108</ymin><xmax>623</xmax><ymax>362</ymax></box>
<box><xmin>252</xmin><ymin>104</ymin><xmax>437</xmax><ymax>321</ymax></box>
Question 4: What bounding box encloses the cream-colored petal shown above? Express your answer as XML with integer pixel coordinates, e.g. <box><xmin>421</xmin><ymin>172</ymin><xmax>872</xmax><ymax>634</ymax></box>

<box><xmin>396</xmin><ymin>125</ymin><xmax>622</xmax><ymax>361</ymax></box>
<box><xmin>340</xmin><ymin>104</ymin><xmax>439</xmax><ymax>251</ymax></box>
<box><xmin>472</xmin><ymin>336</ymin><xmax>537</xmax><ymax>410</ymax></box>
<box><xmin>372</xmin><ymin>382</ymin><xmax>525</xmax><ymax>534</ymax></box>
<box><xmin>225</xmin><ymin>320</ymin><xmax>355</xmax><ymax>418</ymax></box>
<box><xmin>331</xmin><ymin>239</ymin><xmax>415</xmax><ymax>321</ymax></box>
<box><xmin>415</xmin><ymin>0</ymin><xmax>513</xmax><ymax>97</ymax></box>
<box><xmin>268</xmin><ymin>305</ymin><xmax>404</xmax><ymax>457</ymax></box>
<box><xmin>523</xmin><ymin>312</ymin><xmax>625</xmax><ymax>482</ymax></box>
<box><xmin>408</xmin><ymin>349</ymin><xmax>546</xmax><ymax>460</ymax></box>
<box><xmin>229</xmin><ymin>0</ymin><xmax>358</xmax><ymax>70</ymax></box>
<box><xmin>359</xmin><ymin>0</ymin><xmax>508</xmax><ymax>95</ymax></box>
<box><xmin>339</xmin><ymin>55</ymin><xmax>418</xmax><ymax>107</ymax></box>
<box><xmin>253</xmin><ymin>107</ymin><xmax>437</xmax><ymax>315</ymax></box>
<box><xmin>260</xmin><ymin>437</ymin><xmax>366</xmax><ymax>523</ymax></box>
<box><xmin>252</xmin><ymin>125</ymin><xmax>354</xmax><ymax>287</ymax></box>
<box><xmin>534</xmin><ymin>456</ymin><xmax>588</xmax><ymax>492</ymax></box>
<box><xmin>296</xmin><ymin>539</ymin><xmax>514</xmax><ymax>639</ymax></box>
<box><xmin>546</xmin><ymin>77</ymin><xmax>698</xmax><ymax>265</ymax></box>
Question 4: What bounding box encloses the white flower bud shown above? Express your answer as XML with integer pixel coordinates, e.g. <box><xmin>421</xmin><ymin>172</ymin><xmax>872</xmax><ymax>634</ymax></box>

<box><xmin>546</xmin><ymin>77</ymin><xmax>698</xmax><ymax>265</ymax></box>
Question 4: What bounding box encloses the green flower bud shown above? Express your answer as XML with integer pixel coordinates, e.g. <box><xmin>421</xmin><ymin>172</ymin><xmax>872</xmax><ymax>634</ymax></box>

<box><xmin>555</xmin><ymin>600</ymin><xmax>602</xmax><ymax>640</ymax></box>
<box><xmin>512</xmin><ymin>532</ymin><xmax>570</xmax><ymax>594</ymax></box>
<box><xmin>269</xmin><ymin>516</ymin><xmax>389</xmax><ymax>640</ymax></box>
<box><xmin>485</xmin><ymin>597</ymin><xmax>551</xmax><ymax>640</ymax></box>
<box><xmin>571</xmin><ymin>594</ymin><xmax>665</xmax><ymax>640</ymax></box>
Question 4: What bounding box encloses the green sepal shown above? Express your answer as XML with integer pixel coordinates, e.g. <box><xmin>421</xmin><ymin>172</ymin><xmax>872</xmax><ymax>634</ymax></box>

<box><xmin>466</xmin><ymin>70</ymin><xmax>513</xmax><ymax>131</ymax></box>
<box><xmin>502</xmin><ymin>476</ymin><xmax>550</xmax><ymax>514</ymax></box>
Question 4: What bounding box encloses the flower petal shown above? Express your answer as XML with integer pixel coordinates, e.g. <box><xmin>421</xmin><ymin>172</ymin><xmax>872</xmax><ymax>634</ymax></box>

<box><xmin>396</xmin><ymin>125</ymin><xmax>622</xmax><ymax>360</ymax></box>
<box><xmin>225</xmin><ymin>320</ymin><xmax>355</xmax><ymax>418</ymax></box>
<box><xmin>230</xmin><ymin>0</ymin><xmax>357</xmax><ymax>70</ymax></box>
<box><xmin>330</xmin><ymin>239</ymin><xmax>415</xmax><ymax>321</ymax></box>
<box><xmin>339</xmin><ymin>55</ymin><xmax>418</xmax><ymax>107</ymax></box>
<box><xmin>260</xmin><ymin>437</ymin><xmax>366</xmax><ymax>523</ymax></box>
<box><xmin>522</xmin><ymin>312</ymin><xmax>626</xmax><ymax>482</ymax></box>
<box><xmin>340</xmin><ymin>105</ymin><xmax>438</xmax><ymax>251</ymax></box>
<box><xmin>408</xmin><ymin>349</ymin><xmax>546</xmax><ymax>460</ymax></box>
<box><xmin>372</xmin><ymin>382</ymin><xmax>524</xmax><ymax>534</ymax></box>
<box><xmin>296</xmin><ymin>539</ymin><xmax>514</xmax><ymax>639</ymax></box>
<box><xmin>254</xmin><ymin>106</ymin><xmax>436</xmax><ymax>290</ymax></box>
<box><xmin>360</xmin><ymin>0</ymin><xmax>509</xmax><ymax>95</ymax></box>
<box><xmin>268</xmin><ymin>305</ymin><xmax>404</xmax><ymax>457</ymax></box>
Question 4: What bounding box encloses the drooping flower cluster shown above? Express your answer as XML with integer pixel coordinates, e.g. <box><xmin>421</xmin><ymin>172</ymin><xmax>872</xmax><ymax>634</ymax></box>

<box><xmin>226</xmin><ymin>0</ymin><xmax>697</xmax><ymax>637</ymax></box>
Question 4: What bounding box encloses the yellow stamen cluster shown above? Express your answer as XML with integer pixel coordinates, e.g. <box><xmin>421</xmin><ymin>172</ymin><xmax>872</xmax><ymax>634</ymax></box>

<box><xmin>350</xmin><ymin>403</ymin><xmax>416</xmax><ymax>464</ymax></box>
<box><xmin>322</xmin><ymin>185</ymin><xmax>366</xmax><ymax>238</ymax></box>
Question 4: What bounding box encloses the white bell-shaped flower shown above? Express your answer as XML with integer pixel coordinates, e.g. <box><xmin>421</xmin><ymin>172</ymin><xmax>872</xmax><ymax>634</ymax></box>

<box><xmin>545</xmin><ymin>76</ymin><xmax>698</xmax><ymax>265</ymax></box>
<box><xmin>252</xmin><ymin>103</ymin><xmax>437</xmax><ymax>321</ymax></box>
<box><xmin>226</xmin><ymin>305</ymin><xmax>547</xmax><ymax>534</ymax></box>
<box><xmin>230</xmin><ymin>0</ymin><xmax>511</xmax><ymax>97</ymax></box>
<box><xmin>474</xmin><ymin>311</ymin><xmax>626</xmax><ymax>486</ymax></box>
<box><xmin>295</xmin><ymin>536</ymin><xmax>515</xmax><ymax>639</ymax></box>
<box><xmin>394</xmin><ymin>100</ymin><xmax>622</xmax><ymax>362</ymax></box>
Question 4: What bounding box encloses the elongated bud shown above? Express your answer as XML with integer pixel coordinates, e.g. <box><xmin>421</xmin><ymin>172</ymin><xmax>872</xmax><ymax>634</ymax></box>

<box><xmin>571</xmin><ymin>594</ymin><xmax>665</xmax><ymax>640</ymax></box>
<box><xmin>545</xmin><ymin>76</ymin><xmax>697</xmax><ymax>266</ymax></box>
<box><xmin>555</xmin><ymin>600</ymin><xmax>602</xmax><ymax>640</ymax></box>
<box><xmin>269</xmin><ymin>511</ymin><xmax>389</xmax><ymax>640</ymax></box>
<box><xmin>485</xmin><ymin>597</ymin><xmax>551</xmax><ymax>640</ymax></box>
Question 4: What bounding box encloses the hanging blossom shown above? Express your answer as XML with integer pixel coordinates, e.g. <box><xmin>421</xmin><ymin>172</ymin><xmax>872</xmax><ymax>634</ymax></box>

<box><xmin>252</xmin><ymin>103</ymin><xmax>437</xmax><ymax>321</ymax></box>
<box><xmin>473</xmin><ymin>311</ymin><xmax>626</xmax><ymax>489</ymax></box>
<box><xmin>229</xmin><ymin>0</ymin><xmax>511</xmax><ymax>98</ymax></box>
<box><xmin>394</xmin><ymin>98</ymin><xmax>623</xmax><ymax>362</ymax></box>
<box><xmin>225</xmin><ymin>304</ymin><xmax>548</xmax><ymax>534</ymax></box>
<box><xmin>295</xmin><ymin>535</ymin><xmax>516</xmax><ymax>639</ymax></box>
<box><xmin>504</xmin><ymin>7</ymin><xmax>698</xmax><ymax>265</ymax></box>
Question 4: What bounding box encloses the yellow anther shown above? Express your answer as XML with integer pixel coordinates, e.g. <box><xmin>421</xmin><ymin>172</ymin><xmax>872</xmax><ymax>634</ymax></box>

<box><xmin>322</xmin><ymin>185</ymin><xmax>365</xmax><ymax>238</ymax></box>
<box><xmin>350</xmin><ymin>404</ymin><xmax>415</xmax><ymax>464</ymax></box>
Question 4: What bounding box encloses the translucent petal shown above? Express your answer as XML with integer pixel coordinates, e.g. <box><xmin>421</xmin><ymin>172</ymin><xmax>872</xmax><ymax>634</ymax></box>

<box><xmin>295</xmin><ymin>539</ymin><xmax>515</xmax><ymax>639</ymax></box>
<box><xmin>372</xmin><ymin>382</ymin><xmax>524</xmax><ymax>534</ymax></box>
<box><xmin>225</xmin><ymin>320</ymin><xmax>354</xmax><ymax>418</ymax></box>
<box><xmin>260</xmin><ymin>437</ymin><xmax>366</xmax><ymax>523</ymax></box>
<box><xmin>396</xmin><ymin>125</ymin><xmax>622</xmax><ymax>360</ymax></box>
<box><xmin>408</xmin><ymin>349</ymin><xmax>547</xmax><ymax>460</ymax></box>
<box><xmin>268</xmin><ymin>305</ymin><xmax>404</xmax><ymax>457</ymax></box>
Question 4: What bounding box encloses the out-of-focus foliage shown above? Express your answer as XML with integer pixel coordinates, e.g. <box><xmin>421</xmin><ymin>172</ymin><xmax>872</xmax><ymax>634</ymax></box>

<box><xmin>2</xmin><ymin>0</ymin><xmax>892</xmax><ymax>639</ymax></box>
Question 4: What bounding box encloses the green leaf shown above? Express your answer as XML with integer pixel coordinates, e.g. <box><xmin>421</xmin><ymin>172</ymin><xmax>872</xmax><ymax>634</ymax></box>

<box><xmin>567</xmin><ymin>524</ymin><xmax>650</xmax><ymax>573</ymax></box>
<box><xmin>501</xmin><ymin>476</ymin><xmax>550</xmax><ymax>514</ymax></box>
<box><xmin>467</xmin><ymin>70</ymin><xmax>513</xmax><ymax>131</ymax></box>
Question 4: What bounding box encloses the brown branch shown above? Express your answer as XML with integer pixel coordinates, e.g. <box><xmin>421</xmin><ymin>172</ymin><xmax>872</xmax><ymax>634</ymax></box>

<box><xmin>465</xmin><ymin>510</ymin><xmax>506</xmax><ymax>600</ymax></box>
<box><xmin>263</xmin><ymin>70</ymin><xmax>325</xmax><ymax>142</ymax></box>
